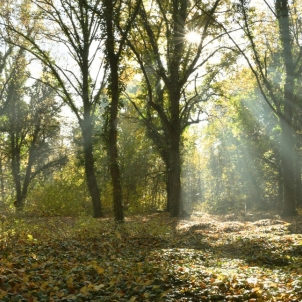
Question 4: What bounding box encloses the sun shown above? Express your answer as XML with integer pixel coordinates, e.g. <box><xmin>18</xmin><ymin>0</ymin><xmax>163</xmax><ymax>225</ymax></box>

<box><xmin>185</xmin><ymin>31</ymin><xmax>201</xmax><ymax>44</ymax></box>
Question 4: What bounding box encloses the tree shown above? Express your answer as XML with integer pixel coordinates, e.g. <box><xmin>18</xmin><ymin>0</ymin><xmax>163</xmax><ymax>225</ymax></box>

<box><xmin>199</xmin><ymin>68</ymin><xmax>284</xmax><ymax>213</ymax></box>
<box><xmin>224</xmin><ymin>0</ymin><xmax>302</xmax><ymax>216</ymax></box>
<box><xmin>1</xmin><ymin>0</ymin><xmax>107</xmax><ymax>217</ymax></box>
<box><xmin>128</xmin><ymin>0</ymin><xmax>226</xmax><ymax>216</ymax></box>
<box><xmin>118</xmin><ymin>104</ymin><xmax>167</xmax><ymax>212</ymax></box>
<box><xmin>100</xmin><ymin>0</ymin><xmax>142</xmax><ymax>222</ymax></box>
<box><xmin>0</xmin><ymin>48</ymin><xmax>66</xmax><ymax>209</ymax></box>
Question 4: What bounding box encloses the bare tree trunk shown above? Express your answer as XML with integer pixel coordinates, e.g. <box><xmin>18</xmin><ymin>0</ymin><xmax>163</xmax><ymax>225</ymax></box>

<box><xmin>0</xmin><ymin>157</ymin><xmax>5</xmax><ymax>203</ymax></box>
<box><xmin>280</xmin><ymin>119</ymin><xmax>296</xmax><ymax>216</ymax></box>
<box><xmin>295</xmin><ymin>136</ymin><xmax>302</xmax><ymax>207</ymax></box>
<box><xmin>11</xmin><ymin>134</ymin><xmax>22</xmax><ymax>209</ymax></box>
<box><xmin>109</xmin><ymin>104</ymin><xmax>124</xmax><ymax>222</ymax></box>
<box><xmin>167</xmin><ymin>149</ymin><xmax>182</xmax><ymax>217</ymax></box>
<box><xmin>168</xmin><ymin>109</ymin><xmax>182</xmax><ymax>217</ymax></box>
<box><xmin>276</xmin><ymin>0</ymin><xmax>296</xmax><ymax>216</ymax></box>
<box><xmin>82</xmin><ymin>118</ymin><xmax>103</xmax><ymax>218</ymax></box>
<box><xmin>83</xmin><ymin>135</ymin><xmax>103</xmax><ymax>218</ymax></box>
<box><xmin>81</xmin><ymin>35</ymin><xmax>103</xmax><ymax>218</ymax></box>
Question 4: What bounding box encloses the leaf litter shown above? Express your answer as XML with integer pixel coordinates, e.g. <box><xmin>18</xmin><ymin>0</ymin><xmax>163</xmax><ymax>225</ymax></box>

<box><xmin>0</xmin><ymin>212</ymin><xmax>301</xmax><ymax>301</ymax></box>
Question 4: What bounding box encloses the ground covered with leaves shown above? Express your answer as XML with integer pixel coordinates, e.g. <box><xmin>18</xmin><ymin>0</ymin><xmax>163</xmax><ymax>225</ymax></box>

<box><xmin>0</xmin><ymin>211</ymin><xmax>302</xmax><ymax>301</ymax></box>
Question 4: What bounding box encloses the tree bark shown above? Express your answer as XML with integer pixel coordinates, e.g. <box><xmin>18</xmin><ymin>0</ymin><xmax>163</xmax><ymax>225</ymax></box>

<box><xmin>82</xmin><ymin>119</ymin><xmax>103</xmax><ymax>218</ymax></box>
<box><xmin>81</xmin><ymin>22</ymin><xmax>103</xmax><ymax>218</ymax></box>
<box><xmin>11</xmin><ymin>133</ymin><xmax>23</xmax><ymax>209</ymax></box>
<box><xmin>167</xmin><ymin>140</ymin><xmax>182</xmax><ymax>217</ymax></box>
<box><xmin>0</xmin><ymin>157</ymin><xmax>5</xmax><ymax>203</ymax></box>
<box><xmin>167</xmin><ymin>88</ymin><xmax>183</xmax><ymax>217</ymax></box>
<box><xmin>108</xmin><ymin>71</ymin><xmax>124</xmax><ymax>222</ymax></box>
<box><xmin>104</xmin><ymin>0</ymin><xmax>124</xmax><ymax>223</ymax></box>
<box><xmin>295</xmin><ymin>135</ymin><xmax>302</xmax><ymax>207</ymax></box>
<box><xmin>276</xmin><ymin>0</ymin><xmax>297</xmax><ymax>216</ymax></box>
<box><xmin>109</xmin><ymin>100</ymin><xmax>124</xmax><ymax>222</ymax></box>
<box><xmin>280</xmin><ymin>120</ymin><xmax>296</xmax><ymax>216</ymax></box>
<box><xmin>82</xmin><ymin>54</ymin><xmax>103</xmax><ymax>218</ymax></box>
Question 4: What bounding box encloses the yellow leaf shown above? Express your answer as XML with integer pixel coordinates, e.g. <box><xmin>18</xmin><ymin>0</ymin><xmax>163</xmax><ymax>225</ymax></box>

<box><xmin>160</xmin><ymin>289</ymin><xmax>172</xmax><ymax>297</ymax></box>
<box><xmin>93</xmin><ymin>284</ymin><xmax>105</xmax><ymax>291</ymax></box>
<box><xmin>144</xmin><ymin>280</ymin><xmax>153</xmax><ymax>286</ymax></box>
<box><xmin>56</xmin><ymin>291</ymin><xmax>65</xmax><ymax>298</ymax></box>
<box><xmin>0</xmin><ymin>289</ymin><xmax>7</xmax><ymax>299</ymax></box>
<box><xmin>41</xmin><ymin>281</ymin><xmax>49</xmax><ymax>289</ymax></box>
<box><xmin>23</xmin><ymin>275</ymin><xmax>29</xmax><ymax>282</ymax></box>
<box><xmin>80</xmin><ymin>286</ymin><xmax>89</xmax><ymax>295</ymax></box>
<box><xmin>144</xmin><ymin>292</ymin><xmax>150</xmax><ymax>298</ymax></box>
<box><xmin>129</xmin><ymin>296</ymin><xmax>137</xmax><ymax>302</ymax></box>
<box><xmin>93</xmin><ymin>265</ymin><xmax>105</xmax><ymax>274</ymax></box>
<box><xmin>31</xmin><ymin>253</ymin><xmax>37</xmax><ymax>260</ymax></box>
<box><xmin>66</xmin><ymin>276</ymin><xmax>73</xmax><ymax>285</ymax></box>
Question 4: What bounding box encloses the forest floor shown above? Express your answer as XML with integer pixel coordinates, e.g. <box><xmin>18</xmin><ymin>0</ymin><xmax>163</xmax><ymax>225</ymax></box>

<box><xmin>0</xmin><ymin>211</ymin><xmax>302</xmax><ymax>301</ymax></box>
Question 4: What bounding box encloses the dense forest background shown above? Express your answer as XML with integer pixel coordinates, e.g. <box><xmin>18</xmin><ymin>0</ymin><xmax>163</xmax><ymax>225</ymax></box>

<box><xmin>0</xmin><ymin>0</ymin><xmax>301</xmax><ymax>220</ymax></box>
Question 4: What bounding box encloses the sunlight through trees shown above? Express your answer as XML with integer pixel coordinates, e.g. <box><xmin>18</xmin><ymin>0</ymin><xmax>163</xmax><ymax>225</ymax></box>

<box><xmin>0</xmin><ymin>0</ymin><xmax>301</xmax><ymax>218</ymax></box>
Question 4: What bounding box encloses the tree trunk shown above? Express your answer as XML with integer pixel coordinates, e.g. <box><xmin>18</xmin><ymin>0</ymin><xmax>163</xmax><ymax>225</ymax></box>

<box><xmin>20</xmin><ymin>129</ymin><xmax>39</xmax><ymax>207</ymax></box>
<box><xmin>11</xmin><ymin>134</ymin><xmax>23</xmax><ymax>209</ymax></box>
<box><xmin>20</xmin><ymin>148</ymin><xmax>35</xmax><ymax>207</ymax></box>
<box><xmin>104</xmin><ymin>0</ymin><xmax>124</xmax><ymax>223</ymax></box>
<box><xmin>108</xmin><ymin>81</ymin><xmax>124</xmax><ymax>222</ymax></box>
<box><xmin>168</xmin><ymin>129</ymin><xmax>182</xmax><ymax>217</ymax></box>
<box><xmin>276</xmin><ymin>0</ymin><xmax>296</xmax><ymax>216</ymax></box>
<box><xmin>81</xmin><ymin>34</ymin><xmax>103</xmax><ymax>218</ymax></box>
<box><xmin>166</xmin><ymin>86</ymin><xmax>183</xmax><ymax>216</ymax></box>
<box><xmin>277</xmin><ymin>163</ymin><xmax>283</xmax><ymax>208</ymax></box>
<box><xmin>0</xmin><ymin>157</ymin><xmax>4</xmax><ymax>203</ymax></box>
<box><xmin>82</xmin><ymin>119</ymin><xmax>103</xmax><ymax>218</ymax></box>
<box><xmin>294</xmin><ymin>135</ymin><xmax>302</xmax><ymax>207</ymax></box>
<box><xmin>109</xmin><ymin>107</ymin><xmax>124</xmax><ymax>222</ymax></box>
<box><xmin>280</xmin><ymin>119</ymin><xmax>296</xmax><ymax>216</ymax></box>
<box><xmin>167</xmin><ymin>161</ymin><xmax>182</xmax><ymax>217</ymax></box>
<box><xmin>165</xmin><ymin>173</ymin><xmax>172</xmax><ymax>212</ymax></box>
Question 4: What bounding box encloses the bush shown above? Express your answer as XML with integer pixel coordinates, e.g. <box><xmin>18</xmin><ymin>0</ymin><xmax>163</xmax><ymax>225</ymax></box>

<box><xmin>26</xmin><ymin>177</ymin><xmax>92</xmax><ymax>217</ymax></box>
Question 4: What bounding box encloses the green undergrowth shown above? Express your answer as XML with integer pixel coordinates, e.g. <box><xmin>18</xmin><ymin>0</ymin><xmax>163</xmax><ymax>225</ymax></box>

<box><xmin>0</xmin><ymin>212</ymin><xmax>302</xmax><ymax>301</ymax></box>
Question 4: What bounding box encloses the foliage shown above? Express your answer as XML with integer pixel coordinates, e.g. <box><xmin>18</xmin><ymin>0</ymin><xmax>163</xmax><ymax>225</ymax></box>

<box><xmin>226</xmin><ymin>0</ymin><xmax>302</xmax><ymax>216</ymax></box>
<box><xmin>25</xmin><ymin>170</ymin><xmax>91</xmax><ymax>217</ymax></box>
<box><xmin>1</xmin><ymin>0</ymin><xmax>302</xmax><ymax>219</ymax></box>
<box><xmin>195</xmin><ymin>66</ymin><xmax>287</xmax><ymax>214</ymax></box>
<box><xmin>118</xmin><ymin>112</ymin><xmax>167</xmax><ymax>213</ymax></box>
<box><xmin>1</xmin><ymin>0</ymin><xmax>107</xmax><ymax>217</ymax></box>
<box><xmin>126</xmin><ymin>0</ymin><xmax>229</xmax><ymax>216</ymax></box>
<box><xmin>0</xmin><ymin>212</ymin><xmax>302</xmax><ymax>301</ymax></box>
<box><xmin>0</xmin><ymin>46</ymin><xmax>66</xmax><ymax>208</ymax></box>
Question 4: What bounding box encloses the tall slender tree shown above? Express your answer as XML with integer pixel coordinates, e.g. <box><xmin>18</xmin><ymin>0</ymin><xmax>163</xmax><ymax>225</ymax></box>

<box><xmin>100</xmin><ymin>0</ymin><xmax>142</xmax><ymax>222</ymax></box>
<box><xmin>276</xmin><ymin>0</ymin><xmax>296</xmax><ymax>216</ymax></box>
